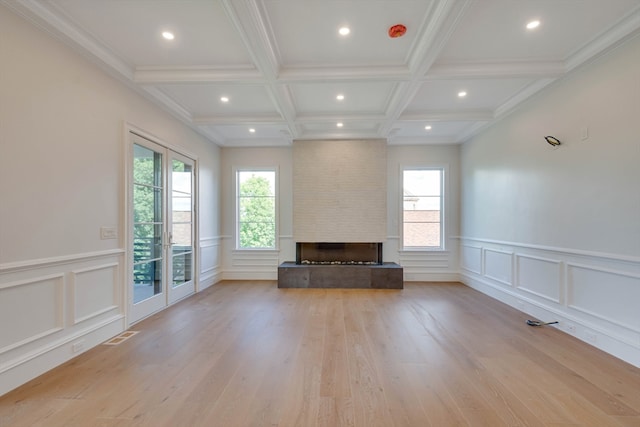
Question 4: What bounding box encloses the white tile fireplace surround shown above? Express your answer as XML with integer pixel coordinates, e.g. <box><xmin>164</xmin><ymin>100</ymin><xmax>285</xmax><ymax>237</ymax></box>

<box><xmin>293</xmin><ymin>139</ymin><xmax>387</xmax><ymax>243</ymax></box>
<box><xmin>287</xmin><ymin>139</ymin><xmax>402</xmax><ymax>289</ymax></box>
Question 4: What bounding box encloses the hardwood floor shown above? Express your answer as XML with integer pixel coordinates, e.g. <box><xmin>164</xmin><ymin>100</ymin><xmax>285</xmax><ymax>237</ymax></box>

<box><xmin>1</xmin><ymin>281</ymin><xmax>639</xmax><ymax>426</ymax></box>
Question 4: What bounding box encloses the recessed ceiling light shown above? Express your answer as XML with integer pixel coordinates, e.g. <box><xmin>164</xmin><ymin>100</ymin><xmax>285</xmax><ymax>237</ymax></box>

<box><xmin>458</xmin><ymin>91</ymin><xmax>467</xmax><ymax>98</ymax></box>
<box><xmin>337</xmin><ymin>122</ymin><xmax>344</xmax><ymax>128</ymax></box>
<box><xmin>162</xmin><ymin>31</ymin><xmax>175</xmax><ymax>40</ymax></box>
<box><xmin>339</xmin><ymin>27</ymin><xmax>350</xmax><ymax>36</ymax></box>
<box><xmin>425</xmin><ymin>125</ymin><xmax>432</xmax><ymax>130</ymax></box>
<box><xmin>526</xmin><ymin>20</ymin><xmax>541</xmax><ymax>30</ymax></box>
<box><xmin>336</xmin><ymin>94</ymin><xmax>345</xmax><ymax>101</ymax></box>
<box><xmin>249</xmin><ymin>128</ymin><xmax>256</xmax><ymax>133</ymax></box>
<box><xmin>220</xmin><ymin>96</ymin><xmax>229</xmax><ymax>103</ymax></box>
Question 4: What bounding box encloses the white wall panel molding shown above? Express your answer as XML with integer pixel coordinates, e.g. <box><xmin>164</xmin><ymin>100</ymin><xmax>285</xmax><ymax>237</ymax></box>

<box><xmin>461</xmin><ymin>271</ymin><xmax>640</xmax><ymax>368</ymax></box>
<box><xmin>458</xmin><ymin>237</ymin><xmax>640</xmax><ymax>368</ymax></box>
<box><xmin>483</xmin><ymin>248</ymin><xmax>513</xmax><ymax>287</ymax></box>
<box><xmin>223</xmin><ymin>249</ymin><xmax>280</xmax><ymax>280</ymax></box>
<box><xmin>460</xmin><ymin>244</ymin><xmax>482</xmax><ymax>275</ymax></box>
<box><xmin>566</xmin><ymin>263</ymin><xmax>640</xmax><ymax>332</ymax></box>
<box><xmin>0</xmin><ymin>314</ymin><xmax>124</xmax><ymax>397</ymax></box>
<box><xmin>200</xmin><ymin>237</ymin><xmax>221</xmax><ymax>273</ymax></box>
<box><xmin>515</xmin><ymin>254</ymin><xmax>562</xmax><ymax>304</ymax></box>
<box><xmin>399</xmin><ymin>250</ymin><xmax>456</xmax><ymax>281</ymax></box>
<box><xmin>0</xmin><ymin>274</ymin><xmax>64</xmax><ymax>355</ymax></box>
<box><xmin>0</xmin><ymin>251</ymin><xmax>125</xmax><ymax>396</ymax></box>
<box><xmin>0</xmin><ymin>249</ymin><xmax>125</xmax><ymax>274</ymax></box>
<box><xmin>457</xmin><ymin>236</ymin><xmax>640</xmax><ymax>265</ymax></box>
<box><xmin>70</xmin><ymin>263</ymin><xmax>119</xmax><ymax>325</ymax></box>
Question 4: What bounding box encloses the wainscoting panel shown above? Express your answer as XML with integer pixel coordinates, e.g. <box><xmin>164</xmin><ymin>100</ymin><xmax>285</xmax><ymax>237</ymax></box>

<box><xmin>71</xmin><ymin>263</ymin><xmax>119</xmax><ymax>324</ymax></box>
<box><xmin>484</xmin><ymin>249</ymin><xmax>513</xmax><ymax>287</ymax></box>
<box><xmin>0</xmin><ymin>274</ymin><xmax>64</xmax><ymax>354</ymax></box>
<box><xmin>461</xmin><ymin>244</ymin><xmax>482</xmax><ymax>275</ymax></box>
<box><xmin>200</xmin><ymin>237</ymin><xmax>221</xmax><ymax>289</ymax></box>
<box><xmin>567</xmin><ymin>263</ymin><xmax>640</xmax><ymax>331</ymax></box>
<box><xmin>399</xmin><ymin>250</ymin><xmax>457</xmax><ymax>281</ymax></box>
<box><xmin>223</xmin><ymin>244</ymin><xmax>280</xmax><ymax>280</ymax></box>
<box><xmin>0</xmin><ymin>250</ymin><xmax>126</xmax><ymax>396</ymax></box>
<box><xmin>516</xmin><ymin>254</ymin><xmax>562</xmax><ymax>303</ymax></box>
<box><xmin>458</xmin><ymin>237</ymin><xmax>640</xmax><ymax>368</ymax></box>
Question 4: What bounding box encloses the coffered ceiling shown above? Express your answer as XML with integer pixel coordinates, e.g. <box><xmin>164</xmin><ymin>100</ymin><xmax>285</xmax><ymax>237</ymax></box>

<box><xmin>4</xmin><ymin>0</ymin><xmax>640</xmax><ymax>146</ymax></box>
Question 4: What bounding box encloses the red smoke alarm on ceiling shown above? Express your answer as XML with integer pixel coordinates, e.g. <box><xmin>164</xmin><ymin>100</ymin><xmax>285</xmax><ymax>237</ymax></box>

<box><xmin>388</xmin><ymin>24</ymin><xmax>407</xmax><ymax>38</ymax></box>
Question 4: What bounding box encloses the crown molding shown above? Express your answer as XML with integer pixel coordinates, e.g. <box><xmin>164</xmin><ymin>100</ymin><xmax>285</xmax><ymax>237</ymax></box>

<box><xmin>277</xmin><ymin>65</ymin><xmax>411</xmax><ymax>83</ymax></box>
<box><xmin>398</xmin><ymin>109</ymin><xmax>494</xmax><ymax>122</ymax></box>
<box><xmin>493</xmin><ymin>78</ymin><xmax>557</xmax><ymax>119</ymax></box>
<box><xmin>387</xmin><ymin>136</ymin><xmax>459</xmax><ymax>146</ymax></box>
<box><xmin>2</xmin><ymin>0</ymin><xmax>134</xmax><ymax>81</ymax></box>
<box><xmin>192</xmin><ymin>114</ymin><xmax>284</xmax><ymax>125</ymax></box>
<box><xmin>564</xmin><ymin>5</ymin><xmax>640</xmax><ymax>72</ymax></box>
<box><xmin>140</xmin><ymin>86</ymin><xmax>193</xmax><ymax>123</ymax></box>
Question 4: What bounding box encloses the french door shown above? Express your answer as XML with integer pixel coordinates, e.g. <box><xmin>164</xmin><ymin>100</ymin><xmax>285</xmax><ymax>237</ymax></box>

<box><xmin>130</xmin><ymin>132</ymin><xmax>196</xmax><ymax>323</ymax></box>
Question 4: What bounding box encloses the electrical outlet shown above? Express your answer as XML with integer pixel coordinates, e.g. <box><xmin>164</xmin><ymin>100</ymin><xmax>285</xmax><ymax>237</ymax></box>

<box><xmin>100</xmin><ymin>226</ymin><xmax>117</xmax><ymax>240</ymax></box>
<box><xmin>72</xmin><ymin>340</ymin><xmax>84</xmax><ymax>353</ymax></box>
<box><xmin>585</xmin><ymin>331</ymin><xmax>598</xmax><ymax>344</ymax></box>
<box><xmin>580</xmin><ymin>127</ymin><xmax>589</xmax><ymax>141</ymax></box>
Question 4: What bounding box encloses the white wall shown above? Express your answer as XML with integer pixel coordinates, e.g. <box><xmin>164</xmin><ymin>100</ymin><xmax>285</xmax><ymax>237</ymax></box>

<box><xmin>0</xmin><ymin>7</ymin><xmax>221</xmax><ymax>395</ymax></box>
<box><xmin>220</xmin><ymin>144</ymin><xmax>460</xmax><ymax>281</ymax></box>
<box><xmin>459</xmin><ymin>34</ymin><xmax>640</xmax><ymax>367</ymax></box>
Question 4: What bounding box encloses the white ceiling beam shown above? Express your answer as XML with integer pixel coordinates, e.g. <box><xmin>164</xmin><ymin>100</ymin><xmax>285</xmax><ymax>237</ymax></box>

<box><xmin>426</xmin><ymin>60</ymin><xmax>565</xmax><ymax>79</ymax></box>
<box><xmin>221</xmin><ymin>0</ymin><xmax>298</xmax><ymax>140</ymax></box>
<box><xmin>192</xmin><ymin>115</ymin><xmax>284</xmax><ymax>125</ymax></box>
<box><xmin>379</xmin><ymin>0</ymin><xmax>473</xmax><ymax>137</ymax></box>
<box><xmin>398</xmin><ymin>110</ymin><xmax>494</xmax><ymax>122</ymax></box>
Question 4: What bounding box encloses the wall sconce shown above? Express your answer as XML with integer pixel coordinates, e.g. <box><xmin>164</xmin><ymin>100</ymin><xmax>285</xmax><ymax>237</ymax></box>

<box><xmin>544</xmin><ymin>136</ymin><xmax>561</xmax><ymax>147</ymax></box>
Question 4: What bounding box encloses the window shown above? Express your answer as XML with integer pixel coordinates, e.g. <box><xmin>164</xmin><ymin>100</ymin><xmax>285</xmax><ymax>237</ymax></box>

<box><xmin>237</xmin><ymin>169</ymin><xmax>277</xmax><ymax>249</ymax></box>
<box><xmin>402</xmin><ymin>168</ymin><xmax>444</xmax><ymax>249</ymax></box>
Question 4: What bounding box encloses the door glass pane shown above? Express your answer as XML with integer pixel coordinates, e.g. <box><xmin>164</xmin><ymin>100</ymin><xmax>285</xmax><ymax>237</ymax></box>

<box><xmin>171</xmin><ymin>159</ymin><xmax>193</xmax><ymax>287</ymax></box>
<box><xmin>133</xmin><ymin>143</ymin><xmax>163</xmax><ymax>303</ymax></box>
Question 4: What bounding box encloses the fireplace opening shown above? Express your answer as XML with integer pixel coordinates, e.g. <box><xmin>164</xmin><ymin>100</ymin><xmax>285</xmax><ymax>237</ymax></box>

<box><xmin>296</xmin><ymin>242</ymin><xmax>383</xmax><ymax>265</ymax></box>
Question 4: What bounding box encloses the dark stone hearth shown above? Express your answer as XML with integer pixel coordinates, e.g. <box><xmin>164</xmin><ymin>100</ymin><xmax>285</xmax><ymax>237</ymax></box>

<box><xmin>277</xmin><ymin>262</ymin><xmax>403</xmax><ymax>289</ymax></box>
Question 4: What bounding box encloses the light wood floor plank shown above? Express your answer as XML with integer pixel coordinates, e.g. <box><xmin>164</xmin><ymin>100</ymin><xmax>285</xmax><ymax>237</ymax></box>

<box><xmin>1</xmin><ymin>281</ymin><xmax>639</xmax><ymax>427</ymax></box>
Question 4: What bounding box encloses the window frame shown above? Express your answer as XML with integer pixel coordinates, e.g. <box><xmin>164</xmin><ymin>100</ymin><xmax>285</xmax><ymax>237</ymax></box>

<box><xmin>400</xmin><ymin>165</ymin><xmax>446</xmax><ymax>251</ymax></box>
<box><xmin>235</xmin><ymin>167</ymin><xmax>278</xmax><ymax>250</ymax></box>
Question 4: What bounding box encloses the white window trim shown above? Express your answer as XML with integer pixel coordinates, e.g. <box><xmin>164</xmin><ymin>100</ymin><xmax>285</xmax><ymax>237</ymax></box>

<box><xmin>234</xmin><ymin>166</ymin><xmax>279</xmax><ymax>251</ymax></box>
<box><xmin>400</xmin><ymin>164</ymin><xmax>448</xmax><ymax>251</ymax></box>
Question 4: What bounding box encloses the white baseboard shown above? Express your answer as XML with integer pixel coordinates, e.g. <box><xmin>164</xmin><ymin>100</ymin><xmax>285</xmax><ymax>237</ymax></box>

<box><xmin>0</xmin><ymin>315</ymin><xmax>125</xmax><ymax>397</ymax></box>
<box><xmin>222</xmin><ymin>270</ymin><xmax>278</xmax><ymax>281</ymax></box>
<box><xmin>461</xmin><ymin>272</ymin><xmax>640</xmax><ymax>368</ymax></box>
<box><xmin>404</xmin><ymin>271</ymin><xmax>461</xmax><ymax>282</ymax></box>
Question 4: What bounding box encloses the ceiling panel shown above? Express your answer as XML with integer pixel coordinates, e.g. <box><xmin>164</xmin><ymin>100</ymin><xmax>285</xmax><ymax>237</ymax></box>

<box><xmin>406</xmin><ymin>78</ymin><xmax>535</xmax><ymax>112</ymax></box>
<box><xmin>391</xmin><ymin>121</ymin><xmax>477</xmax><ymax>138</ymax></box>
<box><xmin>50</xmin><ymin>0</ymin><xmax>254</xmax><ymax>66</ymax></box>
<box><xmin>289</xmin><ymin>82</ymin><xmax>397</xmax><ymax>114</ymax></box>
<box><xmin>157</xmin><ymin>84</ymin><xmax>281</xmax><ymax>117</ymax></box>
<box><xmin>5</xmin><ymin>0</ymin><xmax>639</xmax><ymax>146</ymax></box>
<box><xmin>438</xmin><ymin>0</ymin><xmax>640</xmax><ymax>62</ymax></box>
<box><xmin>264</xmin><ymin>0</ymin><xmax>434</xmax><ymax>66</ymax></box>
<box><xmin>203</xmin><ymin>124</ymin><xmax>291</xmax><ymax>139</ymax></box>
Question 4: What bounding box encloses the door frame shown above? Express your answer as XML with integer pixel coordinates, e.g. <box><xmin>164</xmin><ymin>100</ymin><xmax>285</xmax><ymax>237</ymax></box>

<box><xmin>124</xmin><ymin>124</ymin><xmax>198</xmax><ymax>327</ymax></box>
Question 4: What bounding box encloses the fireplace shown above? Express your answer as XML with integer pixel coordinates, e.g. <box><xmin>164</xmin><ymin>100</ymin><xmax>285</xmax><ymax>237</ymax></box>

<box><xmin>279</xmin><ymin>241</ymin><xmax>402</xmax><ymax>289</ymax></box>
<box><xmin>296</xmin><ymin>242</ymin><xmax>383</xmax><ymax>265</ymax></box>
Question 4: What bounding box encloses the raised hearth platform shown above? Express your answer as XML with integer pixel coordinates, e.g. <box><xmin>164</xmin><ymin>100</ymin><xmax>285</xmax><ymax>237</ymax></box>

<box><xmin>278</xmin><ymin>262</ymin><xmax>403</xmax><ymax>289</ymax></box>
